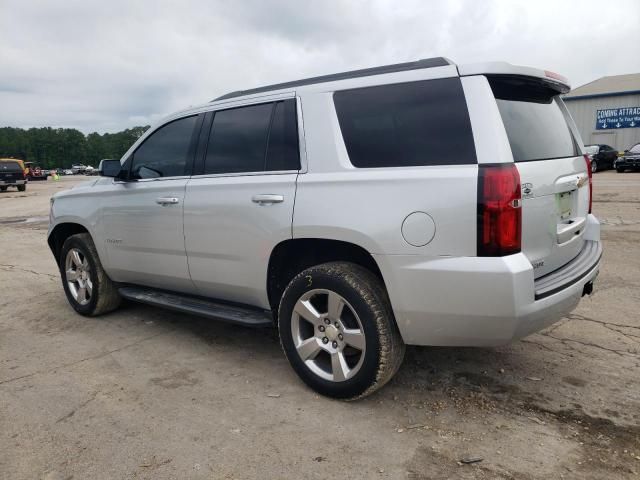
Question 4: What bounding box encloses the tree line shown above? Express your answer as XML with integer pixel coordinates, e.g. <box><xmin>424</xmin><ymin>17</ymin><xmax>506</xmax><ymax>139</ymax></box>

<box><xmin>0</xmin><ymin>126</ymin><xmax>150</xmax><ymax>169</ymax></box>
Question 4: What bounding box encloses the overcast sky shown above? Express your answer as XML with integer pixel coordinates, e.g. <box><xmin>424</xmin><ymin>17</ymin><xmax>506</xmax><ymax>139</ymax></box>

<box><xmin>1</xmin><ymin>0</ymin><xmax>638</xmax><ymax>134</ymax></box>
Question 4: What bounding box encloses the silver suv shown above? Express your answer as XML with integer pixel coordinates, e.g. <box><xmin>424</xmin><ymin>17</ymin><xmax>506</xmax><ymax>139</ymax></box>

<box><xmin>48</xmin><ymin>58</ymin><xmax>602</xmax><ymax>399</ymax></box>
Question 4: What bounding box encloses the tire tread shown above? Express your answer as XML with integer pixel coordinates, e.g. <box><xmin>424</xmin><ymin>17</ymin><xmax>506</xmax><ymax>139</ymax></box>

<box><xmin>60</xmin><ymin>233</ymin><xmax>121</xmax><ymax>316</ymax></box>
<box><xmin>278</xmin><ymin>261</ymin><xmax>404</xmax><ymax>400</ymax></box>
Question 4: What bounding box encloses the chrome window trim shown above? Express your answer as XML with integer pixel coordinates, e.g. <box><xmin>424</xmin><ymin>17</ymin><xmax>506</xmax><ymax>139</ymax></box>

<box><xmin>188</xmin><ymin>170</ymin><xmax>299</xmax><ymax>180</ymax></box>
<box><xmin>112</xmin><ymin>175</ymin><xmax>191</xmax><ymax>184</ymax></box>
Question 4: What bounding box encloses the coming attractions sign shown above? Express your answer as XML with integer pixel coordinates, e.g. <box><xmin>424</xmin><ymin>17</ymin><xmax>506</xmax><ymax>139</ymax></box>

<box><xmin>596</xmin><ymin>106</ymin><xmax>640</xmax><ymax>130</ymax></box>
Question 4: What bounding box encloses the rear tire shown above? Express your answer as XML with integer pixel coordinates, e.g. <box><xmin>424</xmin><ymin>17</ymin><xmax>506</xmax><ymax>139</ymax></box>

<box><xmin>59</xmin><ymin>233</ymin><xmax>121</xmax><ymax>316</ymax></box>
<box><xmin>17</xmin><ymin>184</ymin><xmax>26</xmax><ymax>192</ymax></box>
<box><xmin>278</xmin><ymin>262</ymin><xmax>404</xmax><ymax>400</ymax></box>
<box><xmin>0</xmin><ymin>186</ymin><xmax>7</xmax><ymax>192</ymax></box>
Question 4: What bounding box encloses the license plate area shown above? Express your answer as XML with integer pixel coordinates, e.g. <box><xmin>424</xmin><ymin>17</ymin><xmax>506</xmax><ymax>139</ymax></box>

<box><xmin>556</xmin><ymin>191</ymin><xmax>573</xmax><ymax>220</ymax></box>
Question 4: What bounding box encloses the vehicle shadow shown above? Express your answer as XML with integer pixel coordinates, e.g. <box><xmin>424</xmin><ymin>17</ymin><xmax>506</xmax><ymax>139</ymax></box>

<box><xmin>117</xmin><ymin>301</ymin><xmax>546</xmax><ymax>404</ymax></box>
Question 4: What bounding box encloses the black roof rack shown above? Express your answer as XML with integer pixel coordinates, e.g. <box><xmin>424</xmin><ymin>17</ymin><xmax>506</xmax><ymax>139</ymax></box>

<box><xmin>212</xmin><ymin>57</ymin><xmax>454</xmax><ymax>102</ymax></box>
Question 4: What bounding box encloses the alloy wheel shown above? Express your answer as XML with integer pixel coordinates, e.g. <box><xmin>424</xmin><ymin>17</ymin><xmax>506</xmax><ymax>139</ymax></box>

<box><xmin>290</xmin><ymin>289</ymin><xmax>366</xmax><ymax>382</ymax></box>
<box><xmin>65</xmin><ymin>248</ymin><xmax>92</xmax><ymax>306</ymax></box>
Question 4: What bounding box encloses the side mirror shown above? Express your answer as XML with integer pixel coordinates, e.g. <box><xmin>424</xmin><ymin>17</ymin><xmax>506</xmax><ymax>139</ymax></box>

<box><xmin>98</xmin><ymin>159</ymin><xmax>123</xmax><ymax>178</ymax></box>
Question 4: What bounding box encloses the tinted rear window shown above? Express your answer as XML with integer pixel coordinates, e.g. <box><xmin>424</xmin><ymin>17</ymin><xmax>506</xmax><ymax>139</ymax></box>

<box><xmin>333</xmin><ymin>78</ymin><xmax>476</xmax><ymax>168</ymax></box>
<box><xmin>266</xmin><ymin>100</ymin><xmax>300</xmax><ymax>171</ymax></box>
<box><xmin>0</xmin><ymin>162</ymin><xmax>22</xmax><ymax>172</ymax></box>
<box><xmin>205</xmin><ymin>103</ymin><xmax>273</xmax><ymax>174</ymax></box>
<box><xmin>204</xmin><ymin>100</ymin><xmax>300</xmax><ymax>174</ymax></box>
<box><xmin>490</xmin><ymin>77</ymin><xmax>578</xmax><ymax>162</ymax></box>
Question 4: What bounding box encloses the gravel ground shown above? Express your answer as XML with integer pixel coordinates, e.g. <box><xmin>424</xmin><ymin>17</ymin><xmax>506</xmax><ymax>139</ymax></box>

<box><xmin>0</xmin><ymin>173</ymin><xmax>638</xmax><ymax>480</ymax></box>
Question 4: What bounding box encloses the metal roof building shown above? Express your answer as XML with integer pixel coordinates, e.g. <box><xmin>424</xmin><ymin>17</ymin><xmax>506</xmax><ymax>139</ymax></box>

<box><xmin>564</xmin><ymin>73</ymin><xmax>640</xmax><ymax>151</ymax></box>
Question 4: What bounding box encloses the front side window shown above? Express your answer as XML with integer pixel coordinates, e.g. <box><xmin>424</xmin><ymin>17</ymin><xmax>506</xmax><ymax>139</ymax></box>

<box><xmin>131</xmin><ymin>115</ymin><xmax>197</xmax><ymax>179</ymax></box>
<box><xmin>333</xmin><ymin>78</ymin><xmax>477</xmax><ymax>168</ymax></box>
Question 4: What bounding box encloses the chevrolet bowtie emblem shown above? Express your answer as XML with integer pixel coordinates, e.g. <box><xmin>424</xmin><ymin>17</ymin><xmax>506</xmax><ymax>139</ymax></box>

<box><xmin>576</xmin><ymin>176</ymin><xmax>588</xmax><ymax>188</ymax></box>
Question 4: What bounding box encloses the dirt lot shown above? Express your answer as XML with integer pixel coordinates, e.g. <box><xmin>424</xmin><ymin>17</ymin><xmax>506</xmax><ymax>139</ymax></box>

<box><xmin>1</xmin><ymin>173</ymin><xmax>639</xmax><ymax>479</ymax></box>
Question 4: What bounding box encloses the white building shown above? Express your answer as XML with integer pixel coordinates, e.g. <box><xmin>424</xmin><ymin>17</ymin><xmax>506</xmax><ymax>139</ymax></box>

<box><xmin>564</xmin><ymin>73</ymin><xmax>640</xmax><ymax>151</ymax></box>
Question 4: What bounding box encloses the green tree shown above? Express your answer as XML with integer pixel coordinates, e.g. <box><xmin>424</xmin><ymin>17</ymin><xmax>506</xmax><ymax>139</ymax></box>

<box><xmin>0</xmin><ymin>125</ymin><xmax>150</xmax><ymax>169</ymax></box>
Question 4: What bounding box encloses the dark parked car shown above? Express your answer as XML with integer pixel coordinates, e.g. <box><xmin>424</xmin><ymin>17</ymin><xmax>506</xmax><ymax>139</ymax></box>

<box><xmin>615</xmin><ymin>143</ymin><xmax>640</xmax><ymax>172</ymax></box>
<box><xmin>0</xmin><ymin>160</ymin><xmax>27</xmax><ymax>192</ymax></box>
<box><xmin>584</xmin><ymin>144</ymin><xmax>618</xmax><ymax>172</ymax></box>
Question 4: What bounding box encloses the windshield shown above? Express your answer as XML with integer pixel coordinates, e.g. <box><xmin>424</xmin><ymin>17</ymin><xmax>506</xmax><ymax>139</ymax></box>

<box><xmin>629</xmin><ymin>143</ymin><xmax>640</xmax><ymax>154</ymax></box>
<box><xmin>585</xmin><ymin>146</ymin><xmax>599</xmax><ymax>155</ymax></box>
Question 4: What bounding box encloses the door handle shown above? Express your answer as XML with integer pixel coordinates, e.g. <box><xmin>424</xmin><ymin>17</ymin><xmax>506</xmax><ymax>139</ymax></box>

<box><xmin>156</xmin><ymin>197</ymin><xmax>180</xmax><ymax>206</ymax></box>
<box><xmin>252</xmin><ymin>194</ymin><xmax>284</xmax><ymax>205</ymax></box>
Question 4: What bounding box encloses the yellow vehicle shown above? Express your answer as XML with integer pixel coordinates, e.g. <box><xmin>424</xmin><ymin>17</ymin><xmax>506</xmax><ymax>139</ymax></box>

<box><xmin>0</xmin><ymin>158</ymin><xmax>27</xmax><ymax>192</ymax></box>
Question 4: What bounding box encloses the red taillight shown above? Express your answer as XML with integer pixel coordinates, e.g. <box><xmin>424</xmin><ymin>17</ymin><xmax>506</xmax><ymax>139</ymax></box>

<box><xmin>477</xmin><ymin>164</ymin><xmax>522</xmax><ymax>256</ymax></box>
<box><xmin>583</xmin><ymin>154</ymin><xmax>593</xmax><ymax>214</ymax></box>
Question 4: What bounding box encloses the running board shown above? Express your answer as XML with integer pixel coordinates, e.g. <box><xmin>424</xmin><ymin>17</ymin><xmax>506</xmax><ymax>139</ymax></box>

<box><xmin>118</xmin><ymin>286</ymin><xmax>273</xmax><ymax>327</ymax></box>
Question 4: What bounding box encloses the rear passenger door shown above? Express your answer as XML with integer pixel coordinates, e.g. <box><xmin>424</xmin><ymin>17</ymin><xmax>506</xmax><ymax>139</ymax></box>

<box><xmin>183</xmin><ymin>98</ymin><xmax>300</xmax><ymax>309</ymax></box>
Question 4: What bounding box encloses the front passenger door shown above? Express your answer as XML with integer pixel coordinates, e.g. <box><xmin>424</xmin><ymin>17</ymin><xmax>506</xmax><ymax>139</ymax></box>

<box><xmin>100</xmin><ymin>114</ymin><xmax>201</xmax><ymax>292</ymax></box>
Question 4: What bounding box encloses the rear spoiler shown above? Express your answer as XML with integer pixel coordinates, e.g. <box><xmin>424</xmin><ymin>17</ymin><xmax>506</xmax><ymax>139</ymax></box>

<box><xmin>458</xmin><ymin>61</ymin><xmax>570</xmax><ymax>95</ymax></box>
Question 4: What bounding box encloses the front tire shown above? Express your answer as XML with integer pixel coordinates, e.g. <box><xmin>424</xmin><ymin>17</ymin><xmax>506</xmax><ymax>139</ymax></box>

<box><xmin>59</xmin><ymin>233</ymin><xmax>121</xmax><ymax>316</ymax></box>
<box><xmin>278</xmin><ymin>262</ymin><xmax>404</xmax><ymax>400</ymax></box>
<box><xmin>617</xmin><ymin>167</ymin><xmax>625</xmax><ymax>173</ymax></box>
<box><xmin>0</xmin><ymin>186</ymin><xmax>7</xmax><ymax>192</ymax></box>
<box><xmin>591</xmin><ymin>159</ymin><xmax>598</xmax><ymax>173</ymax></box>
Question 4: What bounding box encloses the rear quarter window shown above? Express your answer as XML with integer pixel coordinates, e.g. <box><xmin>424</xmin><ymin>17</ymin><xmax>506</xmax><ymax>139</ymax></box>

<box><xmin>333</xmin><ymin>78</ymin><xmax>477</xmax><ymax>168</ymax></box>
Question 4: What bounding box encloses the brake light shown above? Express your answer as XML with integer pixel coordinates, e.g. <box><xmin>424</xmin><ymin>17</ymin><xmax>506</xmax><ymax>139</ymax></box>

<box><xmin>477</xmin><ymin>164</ymin><xmax>522</xmax><ymax>256</ymax></box>
<box><xmin>544</xmin><ymin>70</ymin><xmax>568</xmax><ymax>84</ymax></box>
<box><xmin>583</xmin><ymin>154</ymin><xmax>592</xmax><ymax>213</ymax></box>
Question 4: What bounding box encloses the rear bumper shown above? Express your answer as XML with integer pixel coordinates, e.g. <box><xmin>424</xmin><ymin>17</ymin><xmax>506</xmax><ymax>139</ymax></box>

<box><xmin>534</xmin><ymin>240</ymin><xmax>601</xmax><ymax>300</ymax></box>
<box><xmin>0</xmin><ymin>179</ymin><xmax>26</xmax><ymax>186</ymax></box>
<box><xmin>374</xmin><ymin>215</ymin><xmax>602</xmax><ymax>347</ymax></box>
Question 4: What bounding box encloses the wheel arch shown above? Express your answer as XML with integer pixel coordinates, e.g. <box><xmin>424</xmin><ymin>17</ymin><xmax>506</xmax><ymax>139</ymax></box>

<box><xmin>48</xmin><ymin>222</ymin><xmax>91</xmax><ymax>260</ymax></box>
<box><xmin>267</xmin><ymin>238</ymin><xmax>386</xmax><ymax>311</ymax></box>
